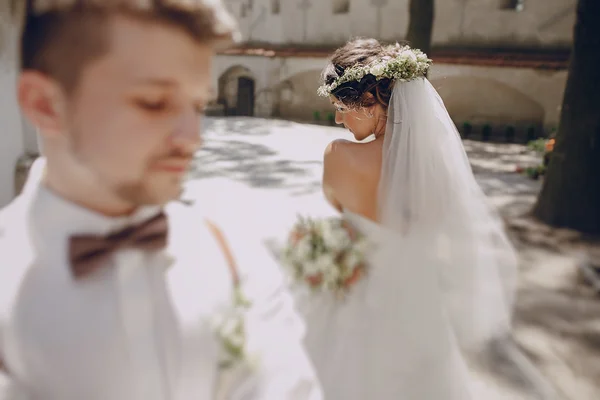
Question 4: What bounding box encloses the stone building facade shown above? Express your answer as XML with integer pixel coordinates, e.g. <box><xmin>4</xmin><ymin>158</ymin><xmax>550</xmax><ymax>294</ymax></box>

<box><xmin>214</xmin><ymin>0</ymin><xmax>575</xmax><ymax>135</ymax></box>
<box><xmin>0</xmin><ymin>0</ymin><xmax>577</xmax><ymax>206</ymax></box>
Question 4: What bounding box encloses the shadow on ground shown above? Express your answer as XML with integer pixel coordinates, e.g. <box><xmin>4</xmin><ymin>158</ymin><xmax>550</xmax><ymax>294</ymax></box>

<box><xmin>193</xmin><ymin>119</ymin><xmax>545</xmax><ymax>203</ymax></box>
<box><xmin>190</xmin><ymin>138</ymin><xmax>323</xmax><ymax>194</ymax></box>
<box><xmin>202</xmin><ymin>116</ymin><xmax>296</xmax><ymax>137</ymax></box>
<box><xmin>512</xmin><ymin>281</ymin><xmax>600</xmax><ymax>399</ymax></box>
<box><xmin>190</xmin><ymin>117</ymin><xmax>330</xmax><ymax>195</ymax></box>
<box><xmin>190</xmin><ymin>117</ymin><xmax>600</xmax><ymax>399</ymax></box>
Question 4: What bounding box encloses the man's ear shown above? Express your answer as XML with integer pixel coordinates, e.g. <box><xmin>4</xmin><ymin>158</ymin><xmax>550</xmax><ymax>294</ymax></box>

<box><xmin>17</xmin><ymin>71</ymin><xmax>67</xmax><ymax>138</ymax></box>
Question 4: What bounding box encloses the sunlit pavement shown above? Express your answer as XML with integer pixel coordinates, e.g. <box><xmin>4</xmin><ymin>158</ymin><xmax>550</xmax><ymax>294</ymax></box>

<box><xmin>186</xmin><ymin>117</ymin><xmax>600</xmax><ymax>399</ymax></box>
<box><xmin>185</xmin><ymin>116</ymin><xmax>542</xmax><ymax>240</ymax></box>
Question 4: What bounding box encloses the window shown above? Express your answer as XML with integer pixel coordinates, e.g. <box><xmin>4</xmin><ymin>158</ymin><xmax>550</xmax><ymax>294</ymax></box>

<box><xmin>500</xmin><ymin>0</ymin><xmax>524</xmax><ymax>11</ymax></box>
<box><xmin>271</xmin><ymin>0</ymin><xmax>280</xmax><ymax>14</ymax></box>
<box><xmin>333</xmin><ymin>0</ymin><xmax>350</xmax><ymax>14</ymax></box>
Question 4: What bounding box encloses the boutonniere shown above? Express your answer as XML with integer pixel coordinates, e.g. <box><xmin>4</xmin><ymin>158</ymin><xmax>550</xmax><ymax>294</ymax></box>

<box><xmin>212</xmin><ymin>285</ymin><xmax>253</xmax><ymax>369</ymax></box>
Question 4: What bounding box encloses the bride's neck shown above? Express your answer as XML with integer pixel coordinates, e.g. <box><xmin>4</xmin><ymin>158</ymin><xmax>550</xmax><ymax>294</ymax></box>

<box><xmin>374</xmin><ymin>116</ymin><xmax>386</xmax><ymax>138</ymax></box>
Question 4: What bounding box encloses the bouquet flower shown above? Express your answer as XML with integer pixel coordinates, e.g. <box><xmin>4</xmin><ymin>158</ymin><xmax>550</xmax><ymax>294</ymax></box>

<box><xmin>282</xmin><ymin>216</ymin><xmax>371</xmax><ymax>295</ymax></box>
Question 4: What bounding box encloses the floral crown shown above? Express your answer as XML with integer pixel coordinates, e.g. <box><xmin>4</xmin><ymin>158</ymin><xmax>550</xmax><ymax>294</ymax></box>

<box><xmin>317</xmin><ymin>45</ymin><xmax>432</xmax><ymax>97</ymax></box>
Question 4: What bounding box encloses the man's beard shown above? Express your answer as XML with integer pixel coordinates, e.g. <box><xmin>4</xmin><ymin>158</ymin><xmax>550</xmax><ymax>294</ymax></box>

<box><xmin>70</xmin><ymin>135</ymin><xmax>193</xmax><ymax>206</ymax></box>
<box><xmin>114</xmin><ymin>176</ymin><xmax>184</xmax><ymax>206</ymax></box>
<box><xmin>114</xmin><ymin>152</ymin><xmax>192</xmax><ymax>206</ymax></box>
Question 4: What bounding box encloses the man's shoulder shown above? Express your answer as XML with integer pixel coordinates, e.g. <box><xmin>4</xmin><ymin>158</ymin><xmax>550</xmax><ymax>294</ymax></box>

<box><xmin>0</xmin><ymin>196</ymin><xmax>34</xmax><ymax>315</ymax></box>
<box><xmin>0</xmin><ymin>196</ymin><xmax>30</xmax><ymax>241</ymax></box>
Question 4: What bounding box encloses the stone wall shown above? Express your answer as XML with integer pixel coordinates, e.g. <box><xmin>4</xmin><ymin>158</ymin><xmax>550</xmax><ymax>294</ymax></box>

<box><xmin>429</xmin><ymin>63</ymin><xmax>567</xmax><ymax>130</ymax></box>
<box><xmin>0</xmin><ymin>5</ymin><xmax>24</xmax><ymax>207</ymax></box>
<box><xmin>224</xmin><ymin>0</ymin><xmax>575</xmax><ymax>49</ymax></box>
<box><xmin>214</xmin><ymin>54</ymin><xmax>567</xmax><ymax>133</ymax></box>
<box><xmin>0</xmin><ymin>4</ymin><xmax>40</xmax><ymax>206</ymax></box>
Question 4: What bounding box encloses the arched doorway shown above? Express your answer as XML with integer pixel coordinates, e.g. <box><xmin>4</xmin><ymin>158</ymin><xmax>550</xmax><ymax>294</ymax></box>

<box><xmin>236</xmin><ymin>76</ymin><xmax>255</xmax><ymax>116</ymax></box>
<box><xmin>217</xmin><ymin>65</ymin><xmax>256</xmax><ymax>116</ymax></box>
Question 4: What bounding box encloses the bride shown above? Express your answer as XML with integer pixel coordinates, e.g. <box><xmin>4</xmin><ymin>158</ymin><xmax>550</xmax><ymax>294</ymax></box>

<box><xmin>292</xmin><ymin>38</ymin><xmax>560</xmax><ymax>399</ymax></box>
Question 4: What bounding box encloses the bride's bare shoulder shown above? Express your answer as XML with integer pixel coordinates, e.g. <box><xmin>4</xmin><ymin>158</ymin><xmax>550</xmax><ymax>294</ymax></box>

<box><xmin>324</xmin><ymin>139</ymin><xmax>380</xmax><ymax>174</ymax></box>
<box><xmin>324</xmin><ymin>138</ymin><xmax>354</xmax><ymax>154</ymax></box>
<box><xmin>322</xmin><ymin>138</ymin><xmax>381</xmax><ymax>218</ymax></box>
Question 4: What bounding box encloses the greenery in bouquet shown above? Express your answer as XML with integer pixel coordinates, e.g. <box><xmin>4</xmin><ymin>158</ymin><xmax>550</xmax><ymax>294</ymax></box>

<box><xmin>282</xmin><ymin>216</ymin><xmax>371</xmax><ymax>295</ymax></box>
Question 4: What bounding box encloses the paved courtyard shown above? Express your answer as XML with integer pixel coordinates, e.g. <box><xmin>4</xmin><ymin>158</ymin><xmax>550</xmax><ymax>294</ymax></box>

<box><xmin>187</xmin><ymin>117</ymin><xmax>600</xmax><ymax>400</ymax></box>
<box><xmin>186</xmin><ymin>117</ymin><xmax>543</xmax><ymax>233</ymax></box>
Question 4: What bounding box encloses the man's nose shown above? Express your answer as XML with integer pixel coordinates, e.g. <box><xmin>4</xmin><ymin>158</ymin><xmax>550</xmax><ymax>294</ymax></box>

<box><xmin>170</xmin><ymin>107</ymin><xmax>202</xmax><ymax>150</ymax></box>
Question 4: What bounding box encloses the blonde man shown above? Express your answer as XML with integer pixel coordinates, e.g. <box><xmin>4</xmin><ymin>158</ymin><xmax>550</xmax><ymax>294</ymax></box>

<box><xmin>0</xmin><ymin>1</ymin><xmax>322</xmax><ymax>399</ymax></box>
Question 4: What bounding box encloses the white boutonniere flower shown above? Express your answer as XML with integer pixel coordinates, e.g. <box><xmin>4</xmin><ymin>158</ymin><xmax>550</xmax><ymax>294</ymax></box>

<box><xmin>212</xmin><ymin>287</ymin><xmax>254</xmax><ymax>370</ymax></box>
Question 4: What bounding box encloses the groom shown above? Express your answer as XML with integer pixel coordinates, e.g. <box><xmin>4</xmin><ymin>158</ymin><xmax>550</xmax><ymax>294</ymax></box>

<box><xmin>0</xmin><ymin>1</ymin><xmax>321</xmax><ymax>399</ymax></box>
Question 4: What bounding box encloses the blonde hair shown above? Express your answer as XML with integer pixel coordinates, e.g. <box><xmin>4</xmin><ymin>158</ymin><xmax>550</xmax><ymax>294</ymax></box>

<box><xmin>321</xmin><ymin>38</ymin><xmax>407</xmax><ymax>110</ymax></box>
<box><xmin>18</xmin><ymin>0</ymin><xmax>239</xmax><ymax>92</ymax></box>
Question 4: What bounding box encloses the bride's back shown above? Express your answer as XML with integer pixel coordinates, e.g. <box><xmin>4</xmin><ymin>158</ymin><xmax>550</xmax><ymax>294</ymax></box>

<box><xmin>318</xmin><ymin>39</ymin><xmax>399</xmax><ymax>221</ymax></box>
<box><xmin>323</xmin><ymin>136</ymin><xmax>384</xmax><ymax>221</ymax></box>
<box><xmin>312</xmin><ymin>37</ymin><xmax>561</xmax><ymax>400</ymax></box>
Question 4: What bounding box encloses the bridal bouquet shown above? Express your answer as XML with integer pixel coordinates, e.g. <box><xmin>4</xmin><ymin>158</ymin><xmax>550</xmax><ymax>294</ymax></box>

<box><xmin>282</xmin><ymin>216</ymin><xmax>371</xmax><ymax>294</ymax></box>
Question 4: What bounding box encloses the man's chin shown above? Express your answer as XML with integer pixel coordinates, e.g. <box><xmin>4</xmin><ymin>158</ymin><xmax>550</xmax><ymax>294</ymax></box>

<box><xmin>132</xmin><ymin>184</ymin><xmax>184</xmax><ymax>206</ymax></box>
<box><xmin>155</xmin><ymin>186</ymin><xmax>184</xmax><ymax>205</ymax></box>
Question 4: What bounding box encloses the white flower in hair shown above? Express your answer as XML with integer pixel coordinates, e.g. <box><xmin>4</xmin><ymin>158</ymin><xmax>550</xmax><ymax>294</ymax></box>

<box><xmin>370</xmin><ymin>63</ymin><xmax>386</xmax><ymax>76</ymax></box>
<box><xmin>317</xmin><ymin>45</ymin><xmax>432</xmax><ymax>97</ymax></box>
<box><xmin>401</xmin><ymin>50</ymin><xmax>417</xmax><ymax>62</ymax></box>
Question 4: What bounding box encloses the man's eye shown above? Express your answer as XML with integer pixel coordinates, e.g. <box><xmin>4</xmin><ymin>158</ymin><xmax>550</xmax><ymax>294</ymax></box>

<box><xmin>136</xmin><ymin>99</ymin><xmax>168</xmax><ymax>112</ymax></box>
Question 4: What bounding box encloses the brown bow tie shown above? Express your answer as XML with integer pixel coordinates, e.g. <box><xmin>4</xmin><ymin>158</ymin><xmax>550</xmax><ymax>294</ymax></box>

<box><xmin>69</xmin><ymin>212</ymin><xmax>169</xmax><ymax>279</ymax></box>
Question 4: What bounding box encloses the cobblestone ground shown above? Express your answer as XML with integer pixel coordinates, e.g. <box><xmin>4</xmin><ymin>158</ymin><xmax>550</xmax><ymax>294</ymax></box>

<box><xmin>187</xmin><ymin>117</ymin><xmax>599</xmax><ymax>400</ymax></box>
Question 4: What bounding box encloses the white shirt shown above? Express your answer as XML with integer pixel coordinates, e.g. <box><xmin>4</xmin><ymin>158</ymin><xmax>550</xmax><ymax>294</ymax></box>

<box><xmin>0</xmin><ymin>174</ymin><xmax>322</xmax><ymax>399</ymax></box>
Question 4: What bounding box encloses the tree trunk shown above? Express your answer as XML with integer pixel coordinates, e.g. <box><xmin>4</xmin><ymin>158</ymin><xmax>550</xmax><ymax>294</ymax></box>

<box><xmin>405</xmin><ymin>0</ymin><xmax>434</xmax><ymax>57</ymax></box>
<box><xmin>532</xmin><ymin>0</ymin><xmax>600</xmax><ymax>235</ymax></box>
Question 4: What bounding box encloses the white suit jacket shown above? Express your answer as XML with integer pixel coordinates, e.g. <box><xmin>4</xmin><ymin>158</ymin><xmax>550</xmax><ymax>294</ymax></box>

<box><xmin>0</xmin><ymin>158</ymin><xmax>322</xmax><ymax>400</ymax></box>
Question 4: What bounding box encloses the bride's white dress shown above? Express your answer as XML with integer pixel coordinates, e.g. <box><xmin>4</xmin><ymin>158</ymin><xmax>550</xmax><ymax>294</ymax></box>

<box><xmin>292</xmin><ymin>79</ymin><xmax>560</xmax><ymax>399</ymax></box>
<box><xmin>297</xmin><ymin>211</ymin><xmax>473</xmax><ymax>399</ymax></box>
<box><xmin>297</xmin><ymin>211</ymin><xmax>555</xmax><ymax>399</ymax></box>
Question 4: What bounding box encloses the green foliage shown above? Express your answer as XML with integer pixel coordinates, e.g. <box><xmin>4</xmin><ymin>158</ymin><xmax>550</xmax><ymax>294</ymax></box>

<box><xmin>505</xmin><ymin>125</ymin><xmax>516</xmax><ymax>142</ymax></box>
<box><xmin>482</xmin><ymin>124</ymin><xmax>492</xmax><ymax>141</ymax></box>
<box><xmin>526</xmin><ymin>125</ymin><xmax>537</xmax><ymax>141</ymax></box>
<box><xmin>527</xmin><ymin>138</ymin><xmax>548</xmax><ymax>155</ymax></box>
<box><xmin>525</xmin><ymin>164</ymin><xmax>546</xmax><ymax>180</ymax></box>
<box><xmin>327</xmin><ymin>112</ymin><xmax>335</xmax><ymax>125</ymax></box>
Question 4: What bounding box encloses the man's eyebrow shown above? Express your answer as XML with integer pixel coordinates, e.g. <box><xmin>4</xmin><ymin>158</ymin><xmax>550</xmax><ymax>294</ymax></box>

<box><xmin>131</xmin><ymin>78</ymin><xmax>210</xmax><ymax>102</ymax></box>
<box><xmin>132</xmin><ymin>78</ymin><xmax>178</xmax><ymax>87</ymax></box>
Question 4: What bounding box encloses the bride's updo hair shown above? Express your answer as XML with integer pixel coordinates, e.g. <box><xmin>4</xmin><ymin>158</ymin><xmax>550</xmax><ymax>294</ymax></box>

<box><xmin>321</xmin><ymin>38</ymin><xmax>399</xmax><ymax>110</ymax></box>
